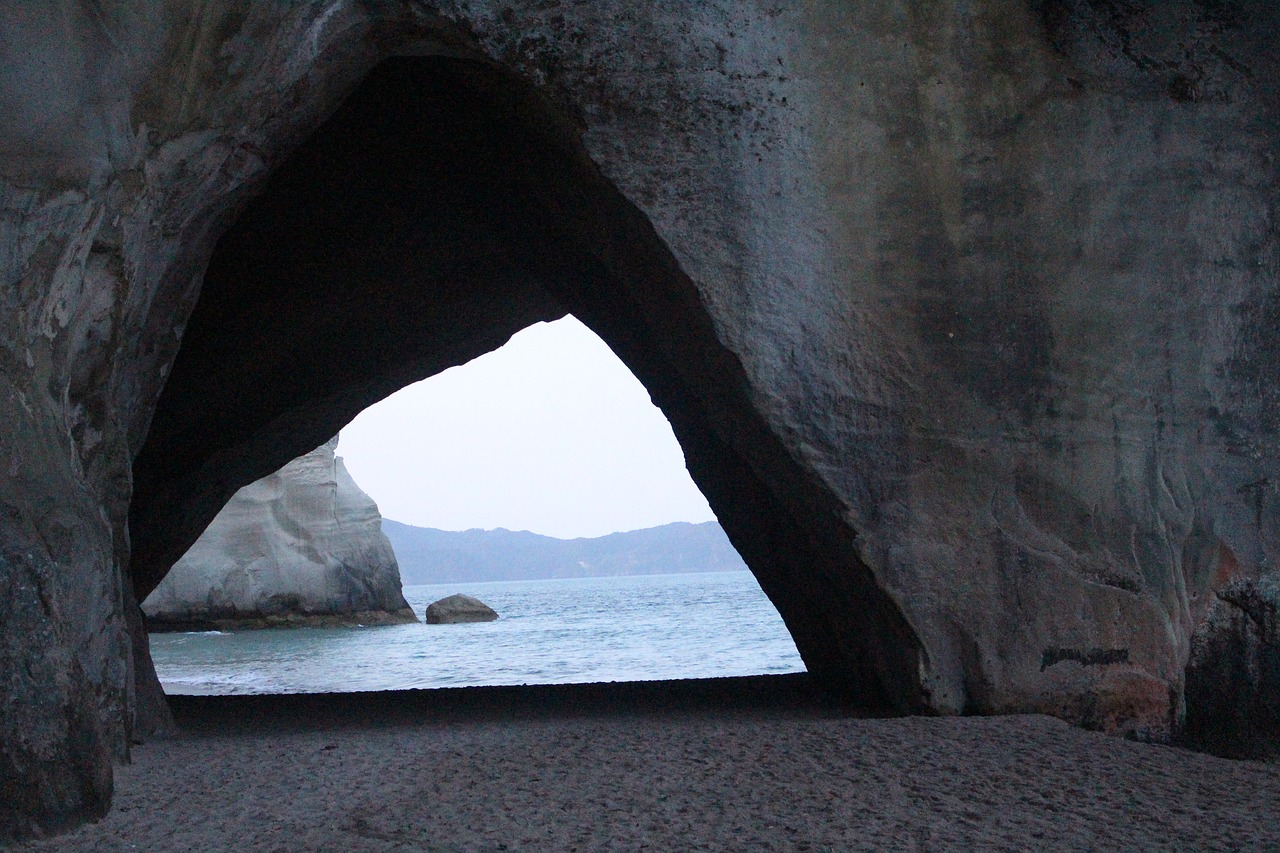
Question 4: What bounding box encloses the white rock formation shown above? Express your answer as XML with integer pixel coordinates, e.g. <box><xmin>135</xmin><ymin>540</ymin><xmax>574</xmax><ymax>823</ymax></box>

<box><xmin>142</xmin><ymin>438</ymin><xmax>416</xmax><ymax>629</ymax></box>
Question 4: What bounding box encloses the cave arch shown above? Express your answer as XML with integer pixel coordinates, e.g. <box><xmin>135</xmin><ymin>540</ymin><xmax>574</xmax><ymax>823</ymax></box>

<box><xmin>129</xmin><ymin>55</ymin><xmax>924</xmax><ymax>710</ymax></box>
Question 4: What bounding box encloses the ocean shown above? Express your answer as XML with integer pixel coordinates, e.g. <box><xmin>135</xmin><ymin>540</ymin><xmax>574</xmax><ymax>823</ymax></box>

<box><xmin>149</xmin><ymin>571</ymin><xmax>806</xmax><ymax>695</ymax></box>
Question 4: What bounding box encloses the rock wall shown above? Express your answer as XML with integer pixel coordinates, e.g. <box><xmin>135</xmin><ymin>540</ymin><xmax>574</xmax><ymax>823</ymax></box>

<box><xmin>141</xmin><ymin>438</ymin><xmax>415</xmax><ymax>630</ymax></box>
<box><xmin>0</xmin><ymin>0</ymin><xmax>1277</xmax><ymax>839</ymax></box>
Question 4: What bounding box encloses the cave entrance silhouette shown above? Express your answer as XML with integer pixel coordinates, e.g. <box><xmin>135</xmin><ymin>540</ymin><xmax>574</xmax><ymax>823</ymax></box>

<box><xmin>339</xmin><ymin>315</ymin><xmax>720</xmax><ymax>543</ymax></box>
<box><xmin>129</xmin><ymin>56</ymin><xmax>924</xmax><ymax>711</ymax></box>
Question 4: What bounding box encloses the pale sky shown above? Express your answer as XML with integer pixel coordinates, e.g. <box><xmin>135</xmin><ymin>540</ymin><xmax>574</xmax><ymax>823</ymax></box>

<box><xmin>337</xmin><ymin>316</ymin><xmax>717</xmax><ymax>540</ymax></box>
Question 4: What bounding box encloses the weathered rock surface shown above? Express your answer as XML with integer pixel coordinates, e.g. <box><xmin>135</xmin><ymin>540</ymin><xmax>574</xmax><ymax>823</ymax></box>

<box><xmin>141</xmin><ymin>438</ymin><xmax>416</xmax><ymax>631</ymax></box>
<box><xmin>1</xmin><ymin>0</ymin><xmax>1278</xmax><ymax>839</ymax></box>
<box><xmin>424</xmin><ymin>594</ymin><xmax>499</xmax><ymax>625</ymax></box>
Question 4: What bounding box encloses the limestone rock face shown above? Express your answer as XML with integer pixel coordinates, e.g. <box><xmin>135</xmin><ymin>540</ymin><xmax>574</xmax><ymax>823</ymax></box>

<box><xmin>1</xmin><ymin>0</ymin><xmax>1279</xmax><ymax>839</ymax></box>
<box><xmin>424</xmin><ymin>594</ymin><xmax>499</xmax><ymax>625</ymax></box>
<box><xmin>141</xmin><ymin>438</ymin><xmax>416</xmax><ymax>630</ymax></box>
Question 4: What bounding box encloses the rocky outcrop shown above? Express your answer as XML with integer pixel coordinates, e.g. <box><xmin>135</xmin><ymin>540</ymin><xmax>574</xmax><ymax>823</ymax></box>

<box><xmin>141</xmin><ymin>438</ymin><xmax>416</xmax><ymax>631</ymax></box>
<box><xmin>1</xmin><ymin>0</ymin><xmax>1278</xmax><ymax>839</ymax></box>
<box><xmin>1181</xmin><ymin>577</ymin><xmax>1280</xmax><ymax>759</ymax></box>
<box><xmin>424</xmin><ymin>594</ymin><xmax>499</xmax><ymax>625</ymax></box>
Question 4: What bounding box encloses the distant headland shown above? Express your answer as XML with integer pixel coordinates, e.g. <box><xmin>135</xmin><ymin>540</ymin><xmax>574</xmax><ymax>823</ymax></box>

<box><xmin>384</xmin><ymin>519</ymin><xmax>747</xmax><ymax>585</ymax></box>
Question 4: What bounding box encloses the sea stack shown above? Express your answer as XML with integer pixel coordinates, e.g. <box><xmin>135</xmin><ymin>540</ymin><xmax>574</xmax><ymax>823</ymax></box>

<box><xmin>142</xmin><ymin>437</ymin><xmax>417</xmax><ymax>631</ymax></box>
<box><xmin>425</xmin><ymin>594</ymin><xmax>500</xmax><ymax>624</ymax></box>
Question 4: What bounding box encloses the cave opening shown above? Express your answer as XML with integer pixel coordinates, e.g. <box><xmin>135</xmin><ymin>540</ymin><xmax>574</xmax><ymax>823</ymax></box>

<box><xmin>128</xmin><ymin>55</ymin><xmax>925</xmax><ymax>713</ymax></box>
<box><xmin>143</xmin><ymin>314</ymin><xmax>807</xmax><ymax>694</ymax></box>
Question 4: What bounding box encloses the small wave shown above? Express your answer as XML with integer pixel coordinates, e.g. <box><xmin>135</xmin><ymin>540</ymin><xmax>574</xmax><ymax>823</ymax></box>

<box><xmin>158</xmin><ymin>669</ymin><xmax>275</xmax><ymax>696</ymax></box>
<box><xmin>159</xmin><ymin>675</ymin><xmax>212</xmax><ymax>685</ymax></box>
<box><xmin>183</xmin><ymin>630</ymin><xmax>226</xmax><ymax>636</ymax></box>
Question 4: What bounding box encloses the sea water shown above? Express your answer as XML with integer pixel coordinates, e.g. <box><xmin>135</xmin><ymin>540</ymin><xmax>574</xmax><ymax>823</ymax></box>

<box><xmin>149</xmin><ymin>571</ymin><xmax>806</xmax><ymax>695</ymax></box>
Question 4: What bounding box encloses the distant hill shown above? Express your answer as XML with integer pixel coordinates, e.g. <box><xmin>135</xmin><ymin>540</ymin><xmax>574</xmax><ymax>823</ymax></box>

<box><xmin>383</xmin><ymin>519</ymin><xmax>748</xmax><ymax>584</ymax></box>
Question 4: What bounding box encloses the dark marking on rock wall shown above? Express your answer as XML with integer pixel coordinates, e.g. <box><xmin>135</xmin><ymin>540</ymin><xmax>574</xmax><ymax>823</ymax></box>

<box><xmin>1040</xmin><ymin>647</ymin><xmax>1130</xmax><ymax>672</ymax></box>
<box><xmin>1237</xmin><ymin>478</ymin><xmax>1275</xmax><ymax>529</ymax></box>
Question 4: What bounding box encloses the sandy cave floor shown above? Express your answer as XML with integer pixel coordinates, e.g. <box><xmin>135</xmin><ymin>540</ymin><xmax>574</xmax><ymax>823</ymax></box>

<box><xmin>13</xmin><ymin>676</ymin><xmax>1280</xmax><ymax>852</ymax></box>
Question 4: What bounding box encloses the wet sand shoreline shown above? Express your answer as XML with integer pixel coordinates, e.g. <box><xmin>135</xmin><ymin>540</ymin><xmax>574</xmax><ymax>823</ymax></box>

<box><xmin>13</xmin><ymin>675</ymin><xmax>1280</xmax><ymax>851</ymax></box>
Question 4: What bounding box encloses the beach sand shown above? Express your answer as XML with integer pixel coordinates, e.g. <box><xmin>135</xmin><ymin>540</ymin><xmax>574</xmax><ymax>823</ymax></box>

<box><xmin>12</xmin><ymin>675</ymin><xmax>1279</xmax><ymax>851</ymax></box>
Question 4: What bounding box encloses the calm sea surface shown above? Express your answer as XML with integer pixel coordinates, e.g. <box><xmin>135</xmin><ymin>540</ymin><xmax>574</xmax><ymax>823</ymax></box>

<box><xmin>149</xmin><ymin>571</ymin><xmax>806</xmax><ymax>695</ymax></box>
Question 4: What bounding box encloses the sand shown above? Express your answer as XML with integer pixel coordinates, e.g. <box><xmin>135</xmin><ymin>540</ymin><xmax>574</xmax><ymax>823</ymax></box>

<box><xmin>10</xmin><ymin>676</ymin><xmax>1280</xmax><ymax>851</ymax></box>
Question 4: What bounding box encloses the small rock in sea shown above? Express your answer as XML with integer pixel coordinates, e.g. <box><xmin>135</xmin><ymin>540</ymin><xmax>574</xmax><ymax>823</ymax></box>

<box><xmin>424</xmin><ymin>593</ymin><xmax>499</xmax><ymax>624</ymax></box>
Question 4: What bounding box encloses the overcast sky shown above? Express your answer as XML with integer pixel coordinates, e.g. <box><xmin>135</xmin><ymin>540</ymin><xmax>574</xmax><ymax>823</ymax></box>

<box><xmin>337</xmin><ymin>316</ymin><xmax>716</xmax><ymax>540</ymax></box>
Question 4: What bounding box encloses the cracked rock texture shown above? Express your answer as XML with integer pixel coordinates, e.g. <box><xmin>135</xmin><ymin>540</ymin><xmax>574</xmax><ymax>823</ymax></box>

<box><xmin>141</xmin><ymin>437</ymin><xmax>415</xmax><ymax>631</ymax></box>
<box><xmin>0</xmin><ymin>0</ymin><xmax>1277</xmax><ymax>839</ymax></box>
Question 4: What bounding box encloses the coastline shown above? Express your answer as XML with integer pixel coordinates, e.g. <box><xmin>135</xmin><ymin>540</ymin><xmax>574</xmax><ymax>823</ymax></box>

<box><xmin>12</xmin><ymin>675</ymin><xmax>1279</xmax><ymax>851</ymax></box>
<box><xmin>144</xmin><ymin>606</ymin><xmax>420</xmax><ymax>633</ymax></box>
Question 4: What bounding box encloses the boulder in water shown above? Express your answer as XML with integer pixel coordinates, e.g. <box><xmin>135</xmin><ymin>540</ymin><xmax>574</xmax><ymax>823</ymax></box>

<box><xmin>425</xmin><ymin>594</ymin><xmax>499</xmax><ymax>624</ymax></box>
